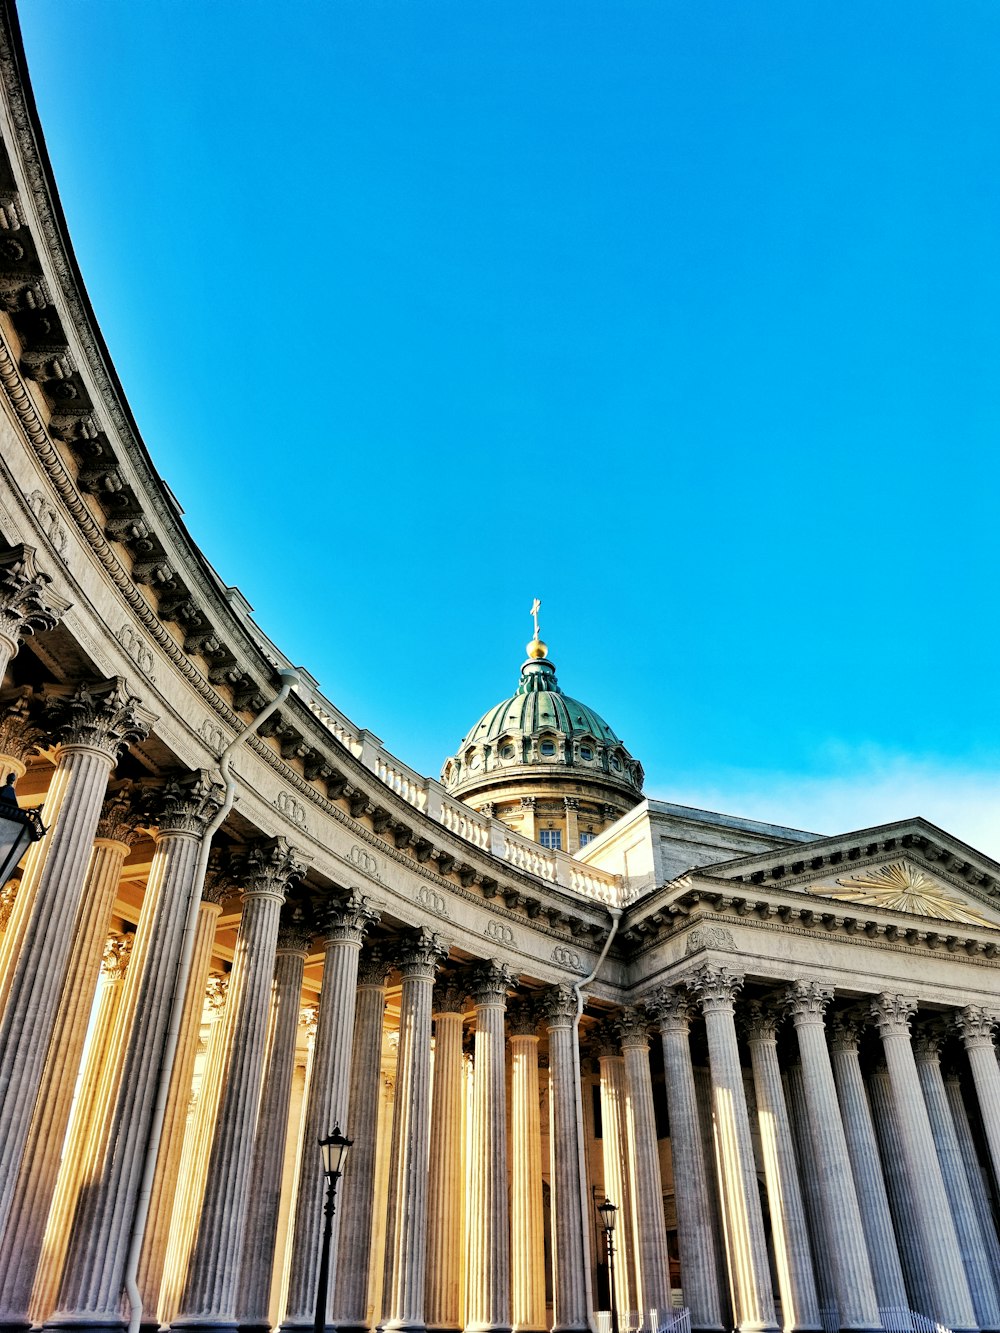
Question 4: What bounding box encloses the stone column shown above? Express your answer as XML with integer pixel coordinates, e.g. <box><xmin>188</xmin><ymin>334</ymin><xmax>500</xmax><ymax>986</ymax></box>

<box><xmin>137</xmin><ymin>873</ymin><xmax>229</xmax><ymax>1324</ymax></box>
<box><xmin>0</xmin><ymin>677</ymin><xmax>152</xmax><ymax>1241</ymax></box>
<box><xmin>174</xmin><ymin>838</ymin><xmax>306</xmax><ymax>1333</ymax></box>
<box><xmin>615</xmin><ymin>1007</ymin><xmax>672</xmax><ymax>1324</ymax></box>
<box><xmin>826</xmin><ymin>1015</ymin><xmax>907</xmax><ymax>1312</ymax></box>
<box><xmin>945</xmin><ymin>1070</ymin><xmax>1000</xmax><ymax>1274</ymax></box>
<box><xmin>541</xmin><ymin>984</ymin><xmax>590</xmax><ymax>1333</ymax></box>
<box><xmin>563</xmin><ymin>799</ymin><xmax>580</xmax><ymax>853</ymax></box>
<box><xmin>867</xmin><ymin>1062</ymin><xmax>932</xmax><ymax>1316</ymax></box>
<box><xmin>467</xmin><ymin>962</ymin><xmax>516</xmax><ymax>1333</ymax></box>
<box><xmin>913</xmin><ymin>1024</ymin><xmax>1000</xmax><ymax>1332</ymax></box>
<box><xmin>955</xmin><ymin>1007</ymin><xmax>1000</xmax><ymax>1195</ymax></box>
<box><xmin>43</xmin><ymin>770</ymin><xmax>223</xmax><ymax>1333</ymax></box>
<box><xmin>332</xmin><ymin>949</ymin><xmax>392</xmax><ymax>1333</ymax></box>
<box><xmin>508</xmin><ymin>1002</ymin><xmax>546</xmax><ymax>1333</ymax></box>
<box><xmin>646</xmin><ymin>989</ymin><xmax>724</xmax><ymax>1333</ymax></box>
<box><xmin>741</xmin><ymin>1001</ymin><xmax>820</xmax><ymax>1333</ymax></box>
<box><xmin>0</xmin><ymin>788</ymin><xmax>139</xmax><ymax>1331</ymax></box>
<box><xmin>686</xmin><ymin>966</ymin><xmax>777</xmax><ymax>1333</ymax></box>
<box><xmin>0</xmin><ymin>544</ymin><xmax>69</xmax><ymax>683</ymax></box>
<box><xmin>237</xmin><ymin>913</ymin><xmax>313</xmax><ymax>1333</ymax></box>
<box><xmin>520</xmin><ymin>797</ymin><xmax>536</xmax><ymax>842</ymax></box>
<box><xmin>29</xmin><ymin>934</ymin><xmax>134</xmax><ymax>1324</ymax></box>
<box><xmin>594</xmin><ymin>1027</ymin><xmax>638</xmax><ymax>1323</ymax></box>
<box><xmin>870</xmin><ymin>995</ymin><xmax>976</xmax><ymax>1331</ymax></box>
<box><xmin>784</xmin><ymin>982</ymin><xmax>879</xmax><ymax>1333</ymax></box>
<box><xmin>783</xmin><ymin>1063</ymin><xmax>836</xmax><ymax>1321</ymax></box>
<box><xmin>424</xmin><ymin>979</ymin><xmax>467</xmax><ymax>1333</ymax></box>
<box><xmin>281</xmin><ymin>893</ymin><xmax>379</xmax><ymax>1332</ymax></box>
<box><xmin>380</xmin><ymin>928</ymin><xmax>449</xmax><ymax>1333</ymax></box>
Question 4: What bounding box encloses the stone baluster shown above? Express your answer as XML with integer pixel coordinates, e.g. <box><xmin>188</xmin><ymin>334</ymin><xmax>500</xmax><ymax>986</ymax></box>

<box><xmin>686</xmin><ymin>966</ymin><xmax>777</xmax><ymax>1333</ymax></box>
<box><xmin>867</xmin><ymin>1062</ymin><xmax>932</xmax><ymax>1316</ymax></box>
<box><xmin>173</xmin><ymin>838</ymin><xmax>306</xmax><ymax>1332</ymax></box>
<box><xmin>158</xmin><ymin>976</ymin><xmax>230</xmax><ymax>1324</ymax></box>
<box><xmin>508</xmin><ymin>1001</ymin><xmax>546</xmax><ymax>1333</ymax></box>
<box><xmin>380</xmin><ymin>928</ymin><xmax>448</xmax><ymax>1333</ymax></box>
<box><xmin>0</xmin><ymin>677</ymin><xmax>152</xmax><ymax>1241</ymax></box>
<box><xmin>615</xmin><ymin>1007</ymin><xmax>672</xmax><ymax>1324</ymax></box>
<box><xmin>784</xmin><ymin>982</ymin><xmax>879</xmax><ymax>1333</ymax></box>
<box><xmin>944</xmin><ymin>1070</ymin><xmax>1000</xmax><ymax>1283</ymax></box>
<box><xmin>541</xmin><ymin>984</ymin><xmax>591</xmax><ymax>1333</ymax></box>
<box><xmin>467</xmin><ymin>961</ymin><xmax>516</xmax><ymax>1333</ymax></box>
<box><xmin>870</xmin><ymin>995</ymin><xmax>976</xmax><ymax>1331</ymax></box>
<box><xmin>826</xmin><ymin>1014</ymin><xmax>907</xmax><ymax>1312</ymax></box>
<box><xmin>29</xmin><ymin>934</ymin><xmax>134</xmax><ymax>1323</ymax></box>
<box><xmin>424</xmin><ymin>979</ymin><xmax>468</xmax><ymax>1333</ymax></box>
<box><xmin>594</xmin><ymin>1025</ymin><xmax>639</xmax><ymax>1324</ymax></box>
<box><xmin>955</xmin><ymin>1008</ymin><xmax>1000</xmax><ymax>1194</ymax></box>
<box><xmin>332</xmin><ymin>948</ymin><xmax>393</xmax><ymax>1333</ymax></box>
<box><xmin>645</xmin><ymin>989</ymin><xmax>724</xmax><ymax>1333</ymax></box>
<box><xmin>43</xmin><ymin>770</ymin><xmax>223</xmax><ymax>1333</ymax></box>
<box><xmin>0</xmin><ymin>786</ymin><xmax>140</xmax><ymax>1328</ymax></box>
<box><xmin>0</xmin><ymin>544</ymin><xmax>70</xmax><ymax>683</ymax></box>
<box><xmin>237</xmin><ymin>912</ymin><xmax>314</xmax><ymax>1333</ymax></box>
<box><xmin>137</xmin><ymin>868</ymin><xmax>232</xmax><ymax>1323</ymax></box>
<box><xmin>912</xmin><ymin>1024</ymin><xmax>1000</xmax><ymax>1332</ymax></box>
<box><xmin>281</xmin><ymin>892</ymin><xmax>379</xmax><ymax>1332</ymax></box>
<box><xmin>741</xmin><ymin>1000</ymin><xmax>820</xmax><ymax>1333</ymax></box>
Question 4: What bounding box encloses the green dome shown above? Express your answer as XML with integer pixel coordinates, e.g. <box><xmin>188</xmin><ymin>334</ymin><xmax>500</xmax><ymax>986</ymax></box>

<box><xmin>461</xmin><ymin>658</ymin><xmax>621</xmax><ymax>747</ymax></box>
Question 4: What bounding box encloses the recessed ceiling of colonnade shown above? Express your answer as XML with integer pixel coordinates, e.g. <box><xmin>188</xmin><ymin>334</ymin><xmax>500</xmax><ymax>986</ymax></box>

<box><xmin>17</xmin><ymin>1</ymin><xmax>1000</xmax><ymax>855</ymax></box>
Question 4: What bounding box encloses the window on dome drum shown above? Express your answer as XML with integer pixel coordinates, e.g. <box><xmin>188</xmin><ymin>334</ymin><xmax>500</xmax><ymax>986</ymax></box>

<box><xmin>540</xmin><ymin>740</ymin><xmax>556</xmax><ymax>757</ymax></box>
<box><xmin>540</xmin><ymin>829</ymin><xmax>562</xmax><ymax>850</ymax></box>
<box><xmin>501</xmin><ymin>744</ymin><xmax>515</xmax><ymax>759</ymax></box>
<box><xmin>578</xmin><ymin>832</ymin><xmax>594</xmax><ymax>847</ymax></box>
<box><xmin>579</xmin><ymin>745</ymin><xmax>594</xmax><ymax>760</ymax></box>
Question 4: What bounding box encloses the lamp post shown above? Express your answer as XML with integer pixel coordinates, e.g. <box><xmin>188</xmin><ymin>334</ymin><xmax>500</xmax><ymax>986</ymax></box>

<box><xmin>597</xmin><ymin>1197</ymin><xmax>620</xmax><ymax>1333</ymax></box>
<box><xmin>0</xmin><ymin>772</ymin><xmax>44</xmax><ymax>884</ymax></box>
<box><xmin>314</xmin><ymin>1124</ymin><xmax>352</xmax><ymax>1333</ymax></box>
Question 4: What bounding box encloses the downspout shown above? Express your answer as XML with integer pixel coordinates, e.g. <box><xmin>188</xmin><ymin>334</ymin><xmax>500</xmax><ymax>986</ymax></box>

<box><xmin>572</xmin><ymin>901</ymin><xmax>623</xmax><ymax>1332</ymax></box>
<box><xmin>124</xmin><ymin>668</ymin><xmax>301</xmax><ymax>1333</ymax></box>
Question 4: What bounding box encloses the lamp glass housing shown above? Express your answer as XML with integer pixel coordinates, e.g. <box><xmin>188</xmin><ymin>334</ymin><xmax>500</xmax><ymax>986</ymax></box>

<box><xmin>319</xmin><ymin>1125</ymin><xmax>353</xmax><ymax>1179</ymax></box>
<box><xmin>0</xmin><ymin>799</ymin><xmax>43</xmax><ymax>886</ymax></box>
<box><xmin>598</xmin><ymin>1198</ymin><xmax>618</xmax><ymax>1233</ymax></box>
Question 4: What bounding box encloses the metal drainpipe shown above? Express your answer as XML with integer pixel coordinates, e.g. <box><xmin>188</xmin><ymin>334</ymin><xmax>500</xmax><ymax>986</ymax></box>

<box><xmin>123</xmin><ymin>668</ymin><xmax>301</xmax><ymax>1333</ymax></box>
<box><xmin>572</xmin><ymin>903</ymin><xmax>623</xmax><ymax>1333</ymax></box>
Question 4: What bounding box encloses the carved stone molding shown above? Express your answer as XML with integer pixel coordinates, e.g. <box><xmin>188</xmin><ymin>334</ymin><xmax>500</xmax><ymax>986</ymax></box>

<box><xmin>954</xmin><ymin>1005</ymin><xmax>998</xmax><ymax>1050</ymax></box>
<box><xmin>644</xmin><ymin>986</ymin><xmax>692</xmax><ymax>1033</ymax></box>
<box><xmin>395</xmin><ymin>926</ymin><xmax>449</xmax><ymax>978</ymax></box>
<box><xmin>147</xmin><ymin>768</ymin><xmax>225</xmax><ymax>838</ymax></box>
<box><xmin>44</xmin><ymin>675</ymin><xmax>154</xmax><ymax>761</ymax></box>
<box><xmin>741</xmin><ymin>998</ymin><xmax>783</xmax><ymax>1044</ymax></box>
<box><xmin>0</xmin><ymin>542</ymin><xmax>70</xmax><ymax>650</ymax></box>
<box><xmin>242</xmin><ymin>836</ymin><xmax>307</xmax><ymax>902</ymax></box>
<box><xmin>467</xmin><ymin>959</ymin><xmax>516</xmax><ymax>1006</ymax></box>
<box><xmin>540</xmin><ymin>983</ymin><xmax>577</xmax><ymax>1027</ymax></box>
<box><xmin>615</xmin><ymin>1004</ymin><xmax>651</xmax><ymax>1050</ymax></box>
<box><xmin>685</xmin><ymin>963</ymin><xmax>744</xmax><ymax>1014</ymax></box>
<box><xmin>784</xmin><ymin>979</ymin><xmax>834</xmax><ymax>1026</ymax></box>
<box><xmin>869</xmin><ymin>993</ymin><xmax>917</xmax><ymax>1037</ymax></box>
<box><xmin>319</xmin><ymin>891</ymin><xmax>379</xmax><ymax>946</ymax></box>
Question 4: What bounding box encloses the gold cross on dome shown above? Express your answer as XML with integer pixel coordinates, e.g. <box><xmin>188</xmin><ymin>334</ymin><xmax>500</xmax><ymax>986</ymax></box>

<box><xmin>530</xmin><ymin>598</ymin><xmax>541</xmax><ymax>638</ymax></box>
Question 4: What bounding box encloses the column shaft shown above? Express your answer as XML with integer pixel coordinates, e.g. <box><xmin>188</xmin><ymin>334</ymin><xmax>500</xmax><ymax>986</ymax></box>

<box><xmin>424</xmin><ymin>989</ymin><xmax>466</xmax><ymax>1332</ymax></box>
<box><xmin>596</xmin><ymin>1047</ymin><xmax>639</xmax><ymax>1322</ymax></box>
<box><xmin>957</xmin><ymin>1009</ymin><xmax>1000</xmax><ymax>1201</ymax></box>
<box><xmin>945</xmin><ymin>1073</ymin><xmax>1000</xmax><ymax>1292</ymax></box>
<box><xmin>509</xmin><ymin>1018</ymin><xmax>546</xmax><ymax>1333</ymax></box>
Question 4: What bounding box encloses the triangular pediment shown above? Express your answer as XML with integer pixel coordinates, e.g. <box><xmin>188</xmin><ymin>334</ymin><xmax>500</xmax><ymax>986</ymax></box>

<box><xmin>690</xmin><ymin>817</ymin><xmax>1000</xmax><ymax>931</ymax></box>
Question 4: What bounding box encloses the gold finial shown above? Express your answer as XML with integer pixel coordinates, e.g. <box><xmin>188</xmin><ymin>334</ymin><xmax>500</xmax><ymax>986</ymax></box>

<box><xmin>527</xmin><ymin>598</ymin><xmax>548</xmax><ymax>659</ymax></box>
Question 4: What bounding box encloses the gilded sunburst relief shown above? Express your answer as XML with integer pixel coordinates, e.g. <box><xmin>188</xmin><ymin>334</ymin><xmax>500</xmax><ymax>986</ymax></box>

<box><xmin>805</xmin><ymin>859</ymin><xmax>993</xmax><ymax>928</ymax></box>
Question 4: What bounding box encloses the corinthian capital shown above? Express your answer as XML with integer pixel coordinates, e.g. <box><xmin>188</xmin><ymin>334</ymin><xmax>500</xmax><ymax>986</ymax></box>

<box><xmin>320</xmin><ymin>891</ymin><xmax>379</xmax><ymax>945</ymax></box>
<box><xmin>644</xmin><ymin>986</ymin><xmax>692</xmax><ymax>1033</ymax></box>
<box><xmin>358</xmin><ymin>945</ymin><xmax>393</xmax><ymax>988</ymax></box>
<box><xmin>148</xmin><ymin>768</ymin><xmax>225</xmax><ymax>838</ymax></box>
<box><xmin>506</xmin><ymin>998</ymin><xmax>539</xmax><ymax>1036</ymax></box>
<box><xmin>685</xmin><ymin>963</ymin><xmax>744</xmax><ymax>1014</ymax></box>
<box><xmin>828</xmin><ymin>1009</ymin><xmax>865</xmax><ymax>1053</ymax></box>
<box><xmin>0</xmin><ymin>880</ymin><xmax>17</xmax><ymax>932</ymax></box>
<box><xmin>0</xmin><ymin>543</ymin><xmax>71</xmax><ymax>653</ymax></box>
<box><xmin>954</xmin><ymin>1005</ymin><xmax>999</xmax><ymax>1050</ymax></box>
<box><xmin>540</xmin><ymin>983</ymin><xmax>578</xmax><ymax>1027</ymax></box>
<box><xmin>870</xmin><ymin>993</ymin><xmax>917</xmax><ymax>1037</ymax></box>
<box><xmin>911</xmin><ymin>1020</ymin><xmax>947</xmax><ymax>1062</ymax></box>
<box><xmin>395</xmin><ymin>925</ymin><xmax>449</xmax><ymax>978</ymax></box>
<box><xmin>467</xmin><ymin>959</ymin><xmax>517</xmax><ymax>1006</ymax></box>
<box><xmin>242</xmin><ymin>837</ymin><xmax>307</xmax><ymax>902</ymax></box>
<box><xmin>615</xmin><ymin>1005</ymin><xmax>651</xmax><ymax>1050</ymax></box>
<box><xmin>275</xmin><ymin>905</ymin><xmax>313</xmax><ymax>955</ymax></box>
<box><xmin>101</xmin><ymin>931</ymin><xmax>133</xmax><ymax>982</ymax></box>
<box><xmin>784</xmin><ymin>980</ymin><xmax>834</xmax><ymax>1026</ymax></box>
<box><xmin>205</xmin><ymin>973</ymin><xmax>229</xmax><ymax>1018</ymax></box>
<box><xmin>0</xmin><ymin>687</ymin><xmax>45</xmax><ymax>766</ymax></box>
<box><xmin>741</xmin><ymin>998</ymin><xmax>783</xmax><ymax>1044</ymax></box>
<box><xmin>44</xmin><ymin>676</ymin><xmax>154</xmax><ymax>762</ymax></box>
<box><xmin>432</xmin><ymin>976</ymin><xmax>467</xmax><ymax>1014</ymax></box>
<box><xmin>95</xmin><ymin>781</ymin><xmax>141</xmax><ymax>847</ymax></box>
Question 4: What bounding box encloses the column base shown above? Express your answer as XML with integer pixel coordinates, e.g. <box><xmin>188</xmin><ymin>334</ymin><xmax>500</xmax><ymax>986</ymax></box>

<box><xmin>335</xmin><ymin>1324</ymin><xmax>374</xmax><ymax>1333</ymax></box>
<box><xmin>238</xmin><ymin>1323</ymin><xmax>273</xmax><ymax>1333</ymax></box>
<box><xmin>465</xmin><ymin>1325</ymin><xmax>512</xmax><ymax>1333</ymax></box>
<box><xmin>171</xmin><ymin>1322</ymin><xmax>240</xmax><ymax>1333</ymax></box>
<box><xmin>43</xmin><ymin>1320</ymin><xmax>128</xmax><ymax>1333</ymax></box>
<box><xmin>0</xmin><ymin>1320</ymin><xmax>32</xmax><ymax>1333</ymax></box>
<box><xmin>376</xmin><ymin>1322</ymin><xmax>427</xmax><ymax>1333</ymax></box>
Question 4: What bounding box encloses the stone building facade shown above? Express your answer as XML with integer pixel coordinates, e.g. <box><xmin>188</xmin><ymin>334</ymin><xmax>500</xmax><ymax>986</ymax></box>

<box><xmin>0</xmin><ymin>9</ymin><xmax>999</xmax><ymax>1333</ymax></box>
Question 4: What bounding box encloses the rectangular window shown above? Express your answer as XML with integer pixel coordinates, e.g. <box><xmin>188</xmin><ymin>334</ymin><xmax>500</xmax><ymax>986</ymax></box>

<box><xmin>578</xmin><ymin>832</ymin><xmax>594</xmax><ymax>847</ymax></box>
<box><xmin>540</xmin><ymin>828</ymin><xmax>562</xmax><ymax>850</ymax></box>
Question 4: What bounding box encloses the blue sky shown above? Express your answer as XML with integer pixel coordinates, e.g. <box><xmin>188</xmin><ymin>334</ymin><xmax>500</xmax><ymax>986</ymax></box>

<box><xmin>17</xmin><ymin>2</ymin><xmax>1000</xmax><ymax>851</ymax></box>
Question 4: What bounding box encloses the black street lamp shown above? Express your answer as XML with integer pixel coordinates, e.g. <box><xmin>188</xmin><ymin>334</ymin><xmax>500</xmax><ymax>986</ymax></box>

<box><xmin>597</xmin><ymin>1197</ymin><xmax>620</xmax><ymax>1333</ymax></box>
<box><xmin>0</xmin><ymin>773</ymin><xmax>44</xmax><ymax>884</ymax></box>
<box><xmin>314</xmin><ymin>1124</ymin><xmax>353</xmax><ymax>1333</ymax></box>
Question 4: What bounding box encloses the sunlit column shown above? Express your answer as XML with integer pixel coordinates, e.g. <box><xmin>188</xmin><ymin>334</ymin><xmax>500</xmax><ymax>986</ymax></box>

<box><xmin>43</xmin><ymin>770</ymin><xmax>223</xmax><ymax>1333</ymax></box>
<box><xmin>945</xmin><ymin>1069</ymin><xmax>1000</xmax><ymax>1284</ymax></box>
<box><xmin>616</xmin><ymin>1007</ymin><xmax>671</xmax><ymax>1324</ymax></box>
<box><xmin>594</xmin><ymin>1026</ymin><xmax>638</xmax><ymax>1322</ymax></box>
<box><xmin>686</xmin><ymin>965</ymin><xmax>777</xmax><ymax>1333</ymax></box>
<box><xmin>955</xmin><ymin>1008</ymin><xmax>1000</xmax><ymax>1196</ymax></box>
<box><xmin>742</xmin><ymin>1000</ymin><xmax>820</xmax><ymax>1333</ymax></box>
<box><xmin>870</xmin><ymin>995</ymin><xmax>976</xmax><ymax>1331</ymax></box>
<box><xmin>380</xmin><ymin>928</ymin><xmax>449</xmax><ymax>1333</ymax></box>
<box><xmin>508</xmin><ymin>1001</ymin><xmax>546</xmax><ymax>1333</ymax></box>
<box><xmin>0</xmin><ymin>677</ymin><xmax>151</xmax><ymax>1240</ymax></box>
<box><xmin>424</xmin><ymin>979</ymin><xmax>467</xmax><ymax>1333</ymax></box>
